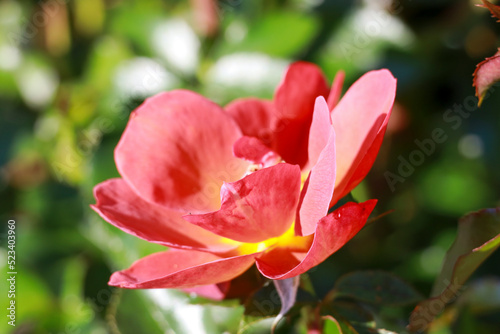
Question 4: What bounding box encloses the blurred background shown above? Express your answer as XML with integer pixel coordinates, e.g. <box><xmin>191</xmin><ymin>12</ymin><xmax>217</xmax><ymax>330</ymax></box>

<box><xmin>1</xmin><ymin>0</ymin><xmax>500</xmax><ymax>333</ymax></box>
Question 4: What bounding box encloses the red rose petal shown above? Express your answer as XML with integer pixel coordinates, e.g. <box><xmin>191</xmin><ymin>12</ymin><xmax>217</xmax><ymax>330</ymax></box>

<box><xmin>273</xmin><ymin>62</ymin><xmax>330</xmax><ymax>168</ymax></box>
<box><xmin>182</xmin><ymin>282</ymin><xmax>230</xmax><ymax>301</ymax></box>
<box><xmin>296</xmin><ymin>97</ymin><xmax>337</xmax><ymax>236</ymax></box>
<box><xmin>226</xmin><ymin>98</ymin><xmax>276</xmax><ymax>147</ymax></box>
<box><xmin>256</xmin><ymin>200</ymin><xmax>377</xmax><ymax>279</ymax></box>
<box><xmin>115</xmin><ymin>90</ymin><xmax>248</xmax><ymax>213</ymax></box>
<box><xmin>109</xmin><ymin>249</ymin><xmax>258</xmax><ymax>289</ymax></box>
<box><xmin>331</xmin><ymin>70</ymin><xmax>396</xmax><ymax>205</ymax></box>
<box><xmin>233</xmin><ymin>136</ymin><xmax>281</xmax><ymax>167</ymax></box>
<box><xmin>327</xmin><ymin>70</ymin><xmax>345</xmax><ymax>109</ymax></box>
<box><xmin>184</xmin><ymin>164</ymin><xmax>301</xmax><ymax>243</ymax></box>
<box><xmin>92</xmin><ymin>178</ymin><xmax>238</xmax><ymax>254</ymax></box>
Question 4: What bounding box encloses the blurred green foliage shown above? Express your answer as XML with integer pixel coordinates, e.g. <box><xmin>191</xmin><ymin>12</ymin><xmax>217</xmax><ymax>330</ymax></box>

<box><xmin>1</xmin><ymin>0</ymin><xmax>500</xmax><ymax>333</ymax></box>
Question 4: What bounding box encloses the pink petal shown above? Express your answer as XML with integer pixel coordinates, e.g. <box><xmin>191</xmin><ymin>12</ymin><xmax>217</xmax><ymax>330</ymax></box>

<box><xmin>296</xmin><ymin>97</ymin><xmax>337</xmax><ymax>236</ymax></box>
<box><xmin>91</xmin><ymin>178</ymin><xmax>237</xmax><ymax>254</ymax></box>
<box><xmin>233</xmin><ymin>136</ymin><xmax>281</xmax><ymax>167</ymax></box>
<box><xmin>326</xmin><ymin>70</ymin><xmax>345</xmax><ymax>109</ymax></box>
<box><xmin>256</xmin><ymin>200</ymin><xmax>377</xmax><ymax>280</ymax></box>
<box><xmin>333</xmin><ymin>131</ymin><xmax>386</xmax><ymax>204</ymax></box>
<box><xmin>109</xmin><ymin>249</ymin><xmax>257</xmax><ymax>289</ymax></box>
<box><xmin>184</xmin><ymin>164</ymin><xmax>301</xmax><ymax>243</ymax></box>
<box><xmin>305</xmin><ymin>96</ymin><xmax>335</xmax><ymax>170</ymax></box>
<box><xmin>226</xmin><ymin>98</ymin><xmax>276</xmax><ymax>147</ymax></box>
<box><xmin>273</xmin><ymin>62</ymin><xmax>330</xmax><ymax>168</ymax></box>
<box><xmin>331</xmin><ymin>70</ymin><xmax>396</xmax><ymax>205</ymax></box>
<box><xmin>182</xmin><ymin>282</ymin><xmax>230</xmax><ymax>301</ymax></box>
<box><xmin>115</xmin><ymin>90</ymin><xmax>249</xmax><ymax>213</ymax></box>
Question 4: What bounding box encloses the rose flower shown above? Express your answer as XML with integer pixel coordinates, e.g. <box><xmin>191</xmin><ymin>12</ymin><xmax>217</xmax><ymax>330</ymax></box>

<box><xmin>91</xmin><ymin>62</ymin><xmax>396</xmax><ymax>299</ymax></box>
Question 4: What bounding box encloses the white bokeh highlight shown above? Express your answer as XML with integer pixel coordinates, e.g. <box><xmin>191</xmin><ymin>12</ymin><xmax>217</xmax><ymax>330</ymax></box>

<box><xmin>152</xmin><ymin>19</ymin><xmax>200</xmax><ymax>74</ymax></box>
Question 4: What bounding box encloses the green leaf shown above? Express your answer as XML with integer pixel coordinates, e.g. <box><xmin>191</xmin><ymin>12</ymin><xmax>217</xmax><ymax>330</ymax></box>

<box><xmin>324</xmin><ymin>315</ymin><xmax>400</xmax><ymax>334</ymax></box>
<box><xmin>114</xmin><ymin>290</ymin><xmax>166</xmax><ymax>334</ymax></box>
<box><xmin>432</xmin><ymin>208</ymin><xmax>500</xmax><ymax>296</ymax></box>
<box><xmin>221</xmin><ymin>11</ymin><xmax>319</xmax><ymax>58</ymax></box>
<box><xmin>323</xmin><ymin>315</ymin><xmax>346</xmax><ymax>334</ymax></box>
<box><xmin>351</xmin><ymin>327</ymin><xmax>399</xmax><ymax>334</ymax></box>
<box><xmin>238</xmin><ymin>317</ymin><xmax>280</xmax><ymax>334</ymax></box>
<box><xmin>329</xmin><ymin>300</ymin><xmax>375</xmax><ymax>328</ymax></box>
<box><xmin>331</xmin><ymin>271</ymin><xmax>422</xmax><ymax>306</ymax></box>
<box><xmin>243</xmin><ymin>282</ymin><xmax>281</xmax><ymax>318</ymax></box>
<box><xmin>324</xmin><ymin>300</ymin><xmax>400</xmax><ymax>334</ymax></box>
<box><xmin>109</xmin><ymin>0</ymin><xmax>165</xmax><ymax>54</ymax></box>
<box><xmin>409</xmin><ymin>208</ymin><xmax>500</xmax><ymax>332</ymax></box>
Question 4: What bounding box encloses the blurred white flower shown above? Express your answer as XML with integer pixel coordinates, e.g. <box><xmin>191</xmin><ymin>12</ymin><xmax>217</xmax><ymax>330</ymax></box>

<box><xmin>114</xmin><ymin>57</ymin><xmax>178</xmax><ymax>98</ymax></box>
<box><xmin>16</xmin><ymin>61</ymin><xmax>58</xmax><ymax>109</ymax></box>
<box><xmin>208</xmin><ymin>52</ymin><xmax>288</xmax><ymax>91</ymax></box>
<box><xmin>152</xmin><ymin>19</ymin><xmax>200</xmax><ymax>74</ymax></box>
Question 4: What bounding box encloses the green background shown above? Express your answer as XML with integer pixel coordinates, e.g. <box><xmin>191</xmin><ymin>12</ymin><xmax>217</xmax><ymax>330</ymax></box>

<box><xmin>1</xmin><ymin>0</ymin><xmax>500</xmax><ymax>333</ymax></box>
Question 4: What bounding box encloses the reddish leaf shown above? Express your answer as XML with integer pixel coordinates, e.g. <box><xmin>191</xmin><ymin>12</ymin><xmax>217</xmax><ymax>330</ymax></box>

<box><xmin>473</xmin><ymin>49</ymin><xmax>500</xmax><ymax>106</ymax></box>
<box><xmin>409</xmin><ymin>208</ymin><xmax>500</xmax><ymax>332</ymax></box>
<box><xmin>478</xmin><ymin>0</ymin><xmax>500</xmax><ymax>22</ymax></box>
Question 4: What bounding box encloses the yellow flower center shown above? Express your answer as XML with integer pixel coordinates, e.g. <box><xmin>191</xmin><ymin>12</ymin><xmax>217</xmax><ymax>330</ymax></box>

<box><xmin>221</xmin><ymin>169</ymin><xmax>314</xmax><ymax>255</ymax></box>
<box><xmin>300</xmin><ymin>171</ymin><xmax>309</xmax><ymax>191</ymax></box>
<box><xmin>231</xmin><ymin>222</ymin><xmax>313</xmax><ymax>255</ymax></box>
